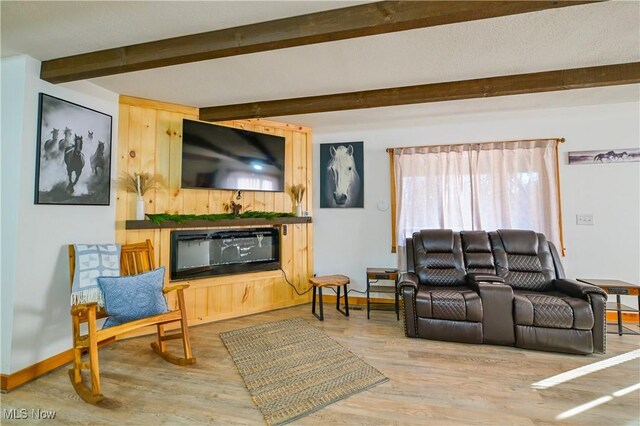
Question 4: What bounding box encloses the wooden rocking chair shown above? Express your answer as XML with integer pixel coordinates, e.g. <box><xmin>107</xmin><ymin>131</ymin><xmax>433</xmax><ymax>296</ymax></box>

<box><xmin>68</xmin><ymin>240</ymin><xmax>195</xmax><ymax>404</ymax></box>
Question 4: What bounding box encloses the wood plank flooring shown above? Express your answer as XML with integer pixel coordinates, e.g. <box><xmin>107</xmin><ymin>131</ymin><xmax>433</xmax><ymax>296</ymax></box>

<box><xmin>1</xmin><ymin>304</ymin><xmax>639</xmax><ymax>425</ymax></box>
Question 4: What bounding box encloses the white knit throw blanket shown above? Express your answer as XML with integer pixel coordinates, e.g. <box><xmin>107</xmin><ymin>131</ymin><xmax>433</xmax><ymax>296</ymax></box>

<box><xmin>71</xmin><ymin>244</ymin><xmax>121</xmax><ymax>306</ymax></box>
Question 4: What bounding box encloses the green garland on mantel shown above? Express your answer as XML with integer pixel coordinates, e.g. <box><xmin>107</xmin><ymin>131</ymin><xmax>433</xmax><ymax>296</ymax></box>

<box><xmin>145</xmin><ymin>211</ymin><xmax>296</xmax><ymax>225</ymax></box>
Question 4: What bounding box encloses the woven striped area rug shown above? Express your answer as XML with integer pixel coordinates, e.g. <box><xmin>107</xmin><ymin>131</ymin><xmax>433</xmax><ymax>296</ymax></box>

<box><xmin>220</xmin><ymin>317</ymin><xmax>388</xmax><ymax>425</ymax></box>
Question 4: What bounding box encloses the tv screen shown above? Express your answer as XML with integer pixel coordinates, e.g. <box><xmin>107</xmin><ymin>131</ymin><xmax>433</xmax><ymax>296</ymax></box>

<box><xmin>181</xmin><ymin>119</ymin><xmax>285</xmax><ymax>192</ymax></box>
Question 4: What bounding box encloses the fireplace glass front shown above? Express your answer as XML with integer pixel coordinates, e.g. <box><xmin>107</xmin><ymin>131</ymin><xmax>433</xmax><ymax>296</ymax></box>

<box><xmin>170</xmin><ymin>227</ymin><xmax>280</xmax><ymax>280</ymax></box>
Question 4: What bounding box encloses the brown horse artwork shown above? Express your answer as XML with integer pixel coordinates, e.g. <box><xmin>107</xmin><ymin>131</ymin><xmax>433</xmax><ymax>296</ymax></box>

<box><xmin>90</xmin><ymin>140</ymin><xmax>105</xmax><ymax>175</ymax></box>
<box><xmin>42</xmin><ymin>128</ymin><xmax>59</xmax><ymax>160</ymax></box>
<box><xmin>64</xmin><ymin>134</ymin><xmax>85</xmax><ymax>192</ymax></box>
<box><xmin>58</xmin><ymin>127</ymin><xmax>72</xmax><ymax>160</ymax></box>
<box><xmin>594</xmin><ymin>150</ymin><xmax>630</xmax><ymax>162</ymax></box>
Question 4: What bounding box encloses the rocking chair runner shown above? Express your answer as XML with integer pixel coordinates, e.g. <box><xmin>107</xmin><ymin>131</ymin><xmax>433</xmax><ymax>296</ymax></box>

<box><xmin>68</xmin><ymin>240</ymin><xmax>195</xmax><ymax>404</ymax></box>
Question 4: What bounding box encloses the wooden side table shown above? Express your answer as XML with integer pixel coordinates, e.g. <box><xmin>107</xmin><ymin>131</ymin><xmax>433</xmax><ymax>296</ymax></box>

<box><xmin>577</xmin><ymin>278</ymin><xmax>639</xmax><ymax>336</ymax></box>
<box><xmin>310</xmin><ymin>274</ymin><xmax>350</xmax><ymax>321</ymax></box>
<box><xmin>366</xmin><ymin>268</ymin><xmax>399</xmax><ymax>320</ymax></box>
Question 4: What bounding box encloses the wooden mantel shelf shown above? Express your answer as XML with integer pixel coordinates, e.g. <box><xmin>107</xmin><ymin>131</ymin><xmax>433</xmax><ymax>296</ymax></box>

<box><xmin>125</xmin><ymin>216</ymin><xmax>312</xmax><ymax>230</ymax></box>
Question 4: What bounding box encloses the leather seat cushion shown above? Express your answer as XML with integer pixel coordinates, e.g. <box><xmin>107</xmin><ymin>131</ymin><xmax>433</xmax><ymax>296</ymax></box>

<box><xmin>513</xmin><ymin>290</ymin><xmax>594</xmax><ymax>330</ymax></box>
<box><xmin>416</xmin><ymin>286</ymin><xmax>482</xmax><ymax>322</ymax></box>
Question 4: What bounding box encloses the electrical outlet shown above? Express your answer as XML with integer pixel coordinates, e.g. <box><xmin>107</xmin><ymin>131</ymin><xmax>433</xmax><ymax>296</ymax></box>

<box><xmin>576</xmin><ymin>214</ymin><xmax>594</xmax><ymax>226</ymax></box>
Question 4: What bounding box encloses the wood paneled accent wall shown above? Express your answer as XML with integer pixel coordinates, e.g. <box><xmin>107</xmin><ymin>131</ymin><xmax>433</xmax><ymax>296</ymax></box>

<box><xmin>116</xmin><ymin>96</ymin><xmax>313</xmax><ymax>329</ymax></box>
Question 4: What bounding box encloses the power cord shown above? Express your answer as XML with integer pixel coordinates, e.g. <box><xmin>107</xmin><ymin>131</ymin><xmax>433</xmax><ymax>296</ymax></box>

<box><xmin>280</xmin><ymin>268</ymin><xmax>314</xmax><ymax>296</ymax></box>
<box><xmin>279</xmin><ymin>270</ymin><xmax>369</xmax><ymax>296</ymax></box>
<box><xmin>326</xmin><ymin>287</ymin><xmax>367</xmax><ymax>295</ymax></box>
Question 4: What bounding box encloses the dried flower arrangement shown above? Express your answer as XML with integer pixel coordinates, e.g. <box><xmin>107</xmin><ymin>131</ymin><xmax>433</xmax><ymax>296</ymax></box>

<box><xmin>289</xmin><ymin>184</ymin><xmax>306</xmax><ymax>205</ymax></box>
<box><xmin>117</xmin><ymin>172</ymin><xmax>165</xmax><ymax>198</ymax></box>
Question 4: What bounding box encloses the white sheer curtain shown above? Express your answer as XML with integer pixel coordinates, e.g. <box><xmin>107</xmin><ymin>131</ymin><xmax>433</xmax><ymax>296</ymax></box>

<box><xmin>394</xmin><ymin>139</ymin><xmax>561</xmax><ymax>271</ymax></box>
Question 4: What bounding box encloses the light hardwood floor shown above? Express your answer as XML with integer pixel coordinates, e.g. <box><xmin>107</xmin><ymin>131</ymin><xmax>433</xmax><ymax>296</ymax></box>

<box><xmin>1</xmin><ymin>304</ymin><xmax>639</xmax><ymax>425</ymax></box>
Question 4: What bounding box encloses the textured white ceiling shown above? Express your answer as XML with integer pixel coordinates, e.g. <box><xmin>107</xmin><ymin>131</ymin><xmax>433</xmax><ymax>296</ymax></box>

<box><xmin>88</xmin><ymin>1</ymin><xmax>640</xmax><ymax>108</ymax></box>
<box><xmin>2</xmin><ymin>1</ymin><xmax>639</xmax><ymax>128</ymax></box>
<box><xmin>0</xmin><ymin>1</ymin><xmax>367</xmax><ymax>59</ymax></box>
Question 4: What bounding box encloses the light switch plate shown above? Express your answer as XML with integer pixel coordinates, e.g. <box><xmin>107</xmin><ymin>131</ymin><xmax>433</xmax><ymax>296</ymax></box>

<box><xmin>576</xmin><ymin>214</ymin><xmax>594</xmax><ymax>226</ymax></box>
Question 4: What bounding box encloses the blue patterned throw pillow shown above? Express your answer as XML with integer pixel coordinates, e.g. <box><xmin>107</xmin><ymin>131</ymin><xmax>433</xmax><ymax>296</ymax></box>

<box><xmin>97</xmin><ymin>267</ymin><xmax>169</xmax><ymax>329</ymax></box>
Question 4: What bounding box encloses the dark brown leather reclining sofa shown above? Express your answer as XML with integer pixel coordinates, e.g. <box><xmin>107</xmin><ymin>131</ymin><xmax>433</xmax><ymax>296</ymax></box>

<box><xmin>399</xmin><ymin>229</ymin><xmax>607</xmax><ymax>354</ymax></box>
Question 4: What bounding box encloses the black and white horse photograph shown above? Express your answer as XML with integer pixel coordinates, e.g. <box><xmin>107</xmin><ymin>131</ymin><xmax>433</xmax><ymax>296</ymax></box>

<box><xmin>35</xmin><ymin>93</ymin><xmax>112</xmax><ymax>205</ymax></box>
<box><xmin>320</xmin><ymin>141</ymin><xmax>364</xmax><ymax>208</ymax></box>
<box><xmin>568</xmin><ymin>147</ymin><xmax>640</xmax><ymax>165</ymax></box>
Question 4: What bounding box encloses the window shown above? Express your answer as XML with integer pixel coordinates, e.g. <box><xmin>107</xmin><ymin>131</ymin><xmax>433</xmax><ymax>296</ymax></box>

<box><xmin>389</xmin><ymin>139</ymin><xmax>564</xmax><ymax>269</ymax></box>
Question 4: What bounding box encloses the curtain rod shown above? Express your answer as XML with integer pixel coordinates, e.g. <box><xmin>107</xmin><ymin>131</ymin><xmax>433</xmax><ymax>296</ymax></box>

<box><xmin>385</xmin><ymin>137</ymin><xmax>565</xmax><ymax>153</ymax></box>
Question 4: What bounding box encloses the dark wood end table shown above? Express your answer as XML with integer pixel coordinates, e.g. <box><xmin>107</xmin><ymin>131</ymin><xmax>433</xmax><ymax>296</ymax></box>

<box><xmin>577</xmin><ymin>278</ymin><xmax>639</xmax><ymax>336</ymax></box>
<box><xmin>366</xmin><ymin>268</ymin><xmax>399</xmax><ymax>320</ymax></box>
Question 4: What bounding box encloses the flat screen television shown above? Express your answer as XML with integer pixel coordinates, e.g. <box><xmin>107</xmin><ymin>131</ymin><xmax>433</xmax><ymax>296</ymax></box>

<box><xmin>181</xmin><ymin>119</ymin><xmax>285</xmax><ymax>192</ymax></box>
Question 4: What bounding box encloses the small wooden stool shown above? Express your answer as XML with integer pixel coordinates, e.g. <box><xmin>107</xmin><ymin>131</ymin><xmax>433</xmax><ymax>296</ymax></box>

<box><xmin>310</xmin><ymin>274</ymin><xmax>350</xmax><ymax>321</ymax></box>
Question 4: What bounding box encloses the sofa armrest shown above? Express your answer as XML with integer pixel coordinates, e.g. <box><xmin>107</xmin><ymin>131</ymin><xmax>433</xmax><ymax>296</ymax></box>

<box><xmin>554</xmin><ymin>278</ymin><xmax>607</xmax><ymax>299</ymax></box>
<box><xmin>467</xmin><ymin>273</ymin><xmax>505</xmax><ymax>284</ymax></box>
<box><xmin>398</xmin><ymin>272</ymin><xmax>419</xmax><ymax>337</ymax></box>
<box><xmin>467</xmin><ymin>277</ymin><xmax>515</xmax><ymax>346</ymax></box>
<box><xmin>554</xmin><ymin>279</ymin><xmax>607</xmax><ymax>353</ymax></box>
<box><xmin>588</xmin><ymin>292</ymin><xmax>607</xmax><ymax>353</ymax></box>
<box><xmin>398</xmin><ymin>272</ymin><xmax>419</xmax><ymax>292</ymax></box>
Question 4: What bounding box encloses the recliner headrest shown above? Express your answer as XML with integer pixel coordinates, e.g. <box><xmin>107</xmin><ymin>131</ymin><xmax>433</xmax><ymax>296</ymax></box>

<box><xmin>460</xmin><ymin>231</ymin><xmax>491</xmax><ymax>253</ymax></box>
<box><xmin>418</xmin><ymin>229</ymin><xmax>454</xmax><ymax>252</ymax></box>
<box><xmin>497</xmin><ymin>229</ymin><xmax>539</xmax><ymax>255</ymax></box>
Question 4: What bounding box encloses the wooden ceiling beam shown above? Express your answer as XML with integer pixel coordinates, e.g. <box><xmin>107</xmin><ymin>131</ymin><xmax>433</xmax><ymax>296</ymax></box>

<box><xmin>40</xmin><ymin>1</ymin><xmax>598</xmax><ymax>83</ymax></box>
<box><xmin>198</xmin><ymin>62</ymin><xmax>640</xmax><ymax>121</ymax></box>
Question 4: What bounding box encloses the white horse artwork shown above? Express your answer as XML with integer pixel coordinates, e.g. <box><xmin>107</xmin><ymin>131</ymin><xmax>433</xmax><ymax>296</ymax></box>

<box><xmin>321</xmin><ymin>143</ymin><xmax>363</xmax><ymax>208</ymax></box>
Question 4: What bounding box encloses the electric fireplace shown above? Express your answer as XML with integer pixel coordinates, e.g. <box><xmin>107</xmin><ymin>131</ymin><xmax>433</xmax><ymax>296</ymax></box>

<box><xmin>170</xmin><ymin>227</ymin><xmax>280</xmax><ymax>281</ymax></box>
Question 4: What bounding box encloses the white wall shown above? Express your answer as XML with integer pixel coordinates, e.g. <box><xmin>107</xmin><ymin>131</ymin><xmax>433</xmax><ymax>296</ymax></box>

<box><xmin>0</xmin><ymin>55</ymin><xmax>119</xmax><ymax>374</ymax></box>
<box><xmin>313</xmin><ymin>98</ymin><xmax>640</xmax><ymax>309</ymax></box>
<box><xmin>1</xmin><ymin>56</ymin><xmax>28</xmax><ymax>373</ymax></box>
